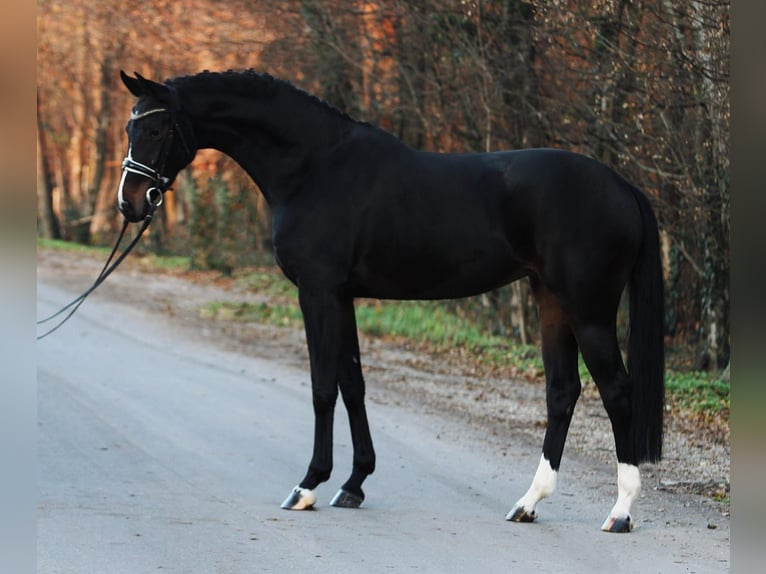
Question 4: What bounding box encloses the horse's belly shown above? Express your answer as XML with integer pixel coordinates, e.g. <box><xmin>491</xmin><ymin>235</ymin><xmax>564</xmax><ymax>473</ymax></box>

<box><xmin>349</xmin><ymin>241</ymin><xmax>526</xmax><ymax>300</ymax></box>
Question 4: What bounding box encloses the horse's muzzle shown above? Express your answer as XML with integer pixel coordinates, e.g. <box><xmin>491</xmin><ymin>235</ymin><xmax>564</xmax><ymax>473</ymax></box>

<box><xmin>117</xmin><ymin>149</ymin><xmax>169</xmax><ymax>222</ymax></box>
<box><xmin>118</xmin><ymin>198</ymin><xmax>142</xmax><ymax>222</ymax></box>
<box><xmin>118</xmin><ymin>187</ymin><xmax>164</xmax><ymax>222</ymax></box>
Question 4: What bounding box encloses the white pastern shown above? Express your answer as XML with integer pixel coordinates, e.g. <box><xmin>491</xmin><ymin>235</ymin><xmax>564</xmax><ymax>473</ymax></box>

<box><xmin>610</xmin><ymin>463</ymin><xmax>641</xmax><ymax>517</ymax></box>
<box><xmin>281</xmin><ymin>485</ymin><xmax>317</xmax><ymax>510</ymax></box>
<box><xmin>507</xmin><ymin>454</ymin><xmax>558</xmax><ymax>518</ymax></box>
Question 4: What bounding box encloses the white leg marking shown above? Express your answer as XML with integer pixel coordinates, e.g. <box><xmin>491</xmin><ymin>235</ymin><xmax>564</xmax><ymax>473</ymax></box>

<box><xmin>611</xmin><ymin>463</ymin><xmax>641</xmax><ymax>517</ymax></box>
<box><xmin>280</xmin><ymin>485</ymin><xmax>318</xmax><ymax>510</ymax></box>
<box><xmin>506</xmin><ymin>454</ymin><xmax>557</xmax><ymax>520</ymax></box>
<box><xmin>601</xmin><ymin>463</ymin><xmax>641</xmax><ymax>531</ymax></box>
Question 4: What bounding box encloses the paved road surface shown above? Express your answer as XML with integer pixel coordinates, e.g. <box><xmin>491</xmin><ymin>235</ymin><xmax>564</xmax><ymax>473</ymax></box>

<box><xmin>37</xmin><ymin>279</ymin><xmax>729</xmax><ymax>573</ymax></box>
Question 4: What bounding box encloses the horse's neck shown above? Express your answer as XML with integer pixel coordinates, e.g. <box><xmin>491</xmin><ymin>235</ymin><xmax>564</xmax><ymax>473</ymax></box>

<box><xmin>186</xmin><ymin>90</ymin><xmax>351</xmax><ymax>206</ymax></box>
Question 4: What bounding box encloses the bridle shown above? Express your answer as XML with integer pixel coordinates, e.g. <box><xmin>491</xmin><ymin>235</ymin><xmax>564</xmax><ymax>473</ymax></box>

<box><xmin>118</xmin><ymin>104</ymin><xmax>196</xmax><ymax>213</ymax></box>
<box><xmin>38</xmin><ymin>100</ymin><xmax>196</xmax><ymax>340</ymax></box>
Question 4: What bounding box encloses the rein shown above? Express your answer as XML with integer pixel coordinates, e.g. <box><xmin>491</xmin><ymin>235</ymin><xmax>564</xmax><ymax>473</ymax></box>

<box><xmin>37</xmin><ymin>176</ymin><xmax>164</xmax><ymax>341</ymax></box>
<box><xmin>39</xmin><ymin>95</ymin><xmax>195</xmax><ymax>340</ymax></box>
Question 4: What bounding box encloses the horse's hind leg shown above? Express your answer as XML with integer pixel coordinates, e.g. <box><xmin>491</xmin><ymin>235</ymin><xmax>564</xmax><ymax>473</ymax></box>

<box><xmin>507</xmin><ymin>290</ymin><xmax>581</xmax><ymax>523</ymax></box>
<box><xmin>574</xmin><ymin>320</ymin><xmax>640</xmax><ymax>532</ymax></box>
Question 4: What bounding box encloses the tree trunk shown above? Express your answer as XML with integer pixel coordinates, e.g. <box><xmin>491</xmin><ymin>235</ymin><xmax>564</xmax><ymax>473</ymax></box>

<box><xmin>89</xmin><ymin>58</ymin><xmax>112</xmax><ymax>241</ymax></box>
<box><xmin>37</xmin><ymin>106</ymin><xmax>60</xmax><ymax>239</ymax></box>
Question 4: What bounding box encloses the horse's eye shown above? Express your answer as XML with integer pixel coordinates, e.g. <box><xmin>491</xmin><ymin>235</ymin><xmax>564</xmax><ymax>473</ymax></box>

<box><xmin>149</xmin><ymin>129</ymin><xmax>161</xmax><ymax>139</ymax></box>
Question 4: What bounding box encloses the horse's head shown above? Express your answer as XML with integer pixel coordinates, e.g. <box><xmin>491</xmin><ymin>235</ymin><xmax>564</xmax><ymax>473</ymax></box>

<box><xmin>118</xmin><ymin>71</ymin><xmax>197</xmax><ymax>222</ymax></box>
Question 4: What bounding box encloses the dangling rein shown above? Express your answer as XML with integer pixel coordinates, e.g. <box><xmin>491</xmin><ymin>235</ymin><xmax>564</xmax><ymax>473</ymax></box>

<box><xmin>36</xmin><ymin>192</ymin><xmax>163</xmax><ymax>340</ymax></box>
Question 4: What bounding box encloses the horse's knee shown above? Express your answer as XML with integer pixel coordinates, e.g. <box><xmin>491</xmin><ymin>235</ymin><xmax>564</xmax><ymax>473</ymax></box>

<box><xmin>312</xmin><ymin>388</ymin><xmax>338</xmax><ymax>413</ymax></box>
<box><xmin>340</xmin><ymin>382</ymin><xmax>365</xmax><ymax>411</ymax></box>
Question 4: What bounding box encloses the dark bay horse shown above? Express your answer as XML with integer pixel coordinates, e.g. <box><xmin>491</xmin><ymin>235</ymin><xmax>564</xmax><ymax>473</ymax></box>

<box><xmin>117</xmin><ymin>69</ymin><xmax>664</xmax><ymax>532</ymax></box>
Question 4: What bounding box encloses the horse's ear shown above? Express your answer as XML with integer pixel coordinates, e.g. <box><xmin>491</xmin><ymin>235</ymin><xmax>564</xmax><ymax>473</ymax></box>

<box><xmin>120</xmin><ymin>70</ymin><xmax>172</xmax><ymax>102</ymax></box>
<box><xmin>120</xmin><ymin>70</ymin><xmax>144</xmax><ymax>97</ymax></box>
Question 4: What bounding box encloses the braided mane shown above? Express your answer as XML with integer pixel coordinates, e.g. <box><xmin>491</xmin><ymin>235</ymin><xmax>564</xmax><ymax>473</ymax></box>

<box><xmin>167</xmin><ymin>69</ymin><xmax>367</xmax><ymax>127</ymax></box>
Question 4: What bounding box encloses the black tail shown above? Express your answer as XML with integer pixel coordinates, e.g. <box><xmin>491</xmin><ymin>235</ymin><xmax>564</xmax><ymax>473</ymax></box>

<box><xmin>627</xmin><ymin>186</ymin><xmax>665</xmax><ymax>463</ymax></box>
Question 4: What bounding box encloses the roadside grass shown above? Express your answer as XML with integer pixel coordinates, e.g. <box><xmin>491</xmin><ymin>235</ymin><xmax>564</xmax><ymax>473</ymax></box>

<box><xmin>39</xmin><ymin>239</ymin><xmax>729</xmax><ymax>416</ymax></box>
<box><xmin>38</xmin><ymin>237</ymin><xmax>113</xmax><ymax>255</ymax></box>
<box><xmin>134</xmin><ymin>253</ymin><xmax>191</xmax><ymax>271</ymax></box>
<box><xmin>664</xmin><ymin>371</ymin><xmax>730</xmax><ymax>413</ymax></box>
<box><xmin>38</xmin><ymin>237</ymin><xmax>191</xmax><ymax>271</ymax></box>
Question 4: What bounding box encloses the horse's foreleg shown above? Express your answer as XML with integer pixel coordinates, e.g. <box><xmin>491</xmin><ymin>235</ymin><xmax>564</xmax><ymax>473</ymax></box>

<box><xmin>575</xmin><ymin>321</ymin><xmax>640</xmax><ymax>532</ymax></box>
<box><xmin>331</xmin><ymin>301</ymin><xmax>376</xmax><ymax>507</ymax></box>
<box><xmin>508</xmin><ymin>296</ymin><xmax>581</xmax><ymax>523</ymax></box>
<box><xmin>330</xmin><ymin>379</ymin><xmax>375</xmax><ymax>507</ymax></box>
<box><xmin>280</xmin><ymin>385</ymin><xmax>336</xmax><ymax>510</ymax></box>
<box><xmin>281</xmin><ymin>289</ymin><xmax>343</xmax><ymax>511</ymax></box>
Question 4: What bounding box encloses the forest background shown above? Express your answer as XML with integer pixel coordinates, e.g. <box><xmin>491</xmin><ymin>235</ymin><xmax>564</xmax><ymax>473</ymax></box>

<box><xmin>36</xmin><ymin>0</ymin><xmax>730</xmax><ymax>373</ymax></box>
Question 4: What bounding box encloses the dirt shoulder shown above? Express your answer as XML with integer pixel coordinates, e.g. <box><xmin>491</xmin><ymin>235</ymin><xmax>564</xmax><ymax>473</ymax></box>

<box><xmin>37</xmin><ymin>247</ymin><xmax>730</xmax><ymax>509</ymax></box>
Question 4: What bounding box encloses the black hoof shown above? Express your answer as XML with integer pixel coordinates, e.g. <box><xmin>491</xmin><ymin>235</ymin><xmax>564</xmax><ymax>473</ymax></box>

<box><xmin>330</xmin><ymin>488</ymin><xmax>364</xmax><ymax>508</ymax></box>
<box><xmin>280</xmin><ymin>486</ymin><xmax>317</xmax><ymax>510</ymax></box>
<box><xmin>506</xmin><ymin>505</ymin><xmax>537</xmax><ymax>523</ymax></box>
<box><xmin>601</xmin><ymin>515</ymin><xmax>633</xmax><ymax>533</ymax></box>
